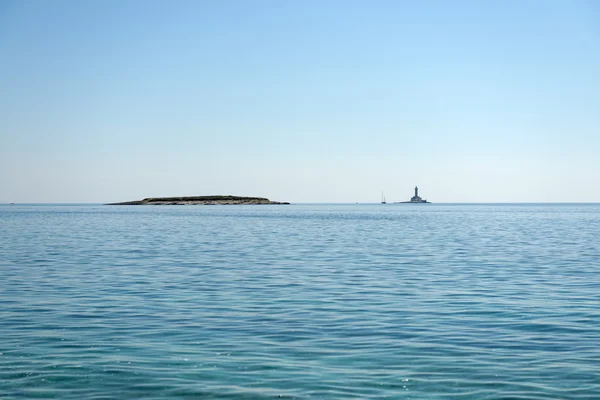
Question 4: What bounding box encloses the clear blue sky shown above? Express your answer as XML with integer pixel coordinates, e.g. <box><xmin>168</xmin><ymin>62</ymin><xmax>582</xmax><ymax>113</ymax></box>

<box><xmin>1</xmin><ymin>0</ymin><xmax>598</xmax><ymax>203</ymax></box>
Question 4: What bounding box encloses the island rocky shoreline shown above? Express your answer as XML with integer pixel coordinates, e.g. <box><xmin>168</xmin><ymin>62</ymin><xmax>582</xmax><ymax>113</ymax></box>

<box><xmin>106</xmin><ymin>195</ymin><xmax>290</xmax><ymax>206</ymax></box>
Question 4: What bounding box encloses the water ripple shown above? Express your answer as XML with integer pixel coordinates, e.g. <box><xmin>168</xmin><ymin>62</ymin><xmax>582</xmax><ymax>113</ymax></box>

<box><xmin>1</xmin><ymin>204</ymin><xmax>599</xmax><ymax>399</ymax></box>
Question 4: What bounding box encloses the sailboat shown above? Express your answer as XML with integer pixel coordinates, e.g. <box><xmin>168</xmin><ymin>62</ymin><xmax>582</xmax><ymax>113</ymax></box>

<box><xmin>381</xmin><ymin>191</ymin><xmax>386</xmax><ymax>204</ymax></box>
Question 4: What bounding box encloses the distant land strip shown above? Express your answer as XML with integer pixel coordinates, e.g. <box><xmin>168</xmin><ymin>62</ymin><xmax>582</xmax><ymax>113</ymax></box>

<box><xmin>106</xmin><ymin>195</ymin><xmax>290</xmax><ymax>205</ymax></box>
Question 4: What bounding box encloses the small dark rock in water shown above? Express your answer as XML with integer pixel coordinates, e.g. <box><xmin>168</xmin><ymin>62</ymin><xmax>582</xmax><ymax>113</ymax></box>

<box><xmin>106</xmin><ymin>195</ymin><xmax>290</xmax><ymax>206</ymax></box>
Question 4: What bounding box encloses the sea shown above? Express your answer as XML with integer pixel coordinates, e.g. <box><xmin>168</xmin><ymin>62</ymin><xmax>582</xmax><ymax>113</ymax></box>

<box><xmin>1</xmin><ymin>203</ymin><xmax>599</xmax><ymax>399</ymax></box>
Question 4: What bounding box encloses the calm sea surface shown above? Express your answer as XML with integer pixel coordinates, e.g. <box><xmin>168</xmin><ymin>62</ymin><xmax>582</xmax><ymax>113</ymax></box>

<box><xmin>1</xmin><ymin>203</ymin><xmax>599</xmax><ymax>399</ymax></box>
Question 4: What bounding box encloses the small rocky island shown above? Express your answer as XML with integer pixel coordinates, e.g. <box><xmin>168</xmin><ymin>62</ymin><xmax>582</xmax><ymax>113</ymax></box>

<box><xmin>107</xmin><ymin>195</ymin><xmax>290</xmax><ymax>205</ymax></box>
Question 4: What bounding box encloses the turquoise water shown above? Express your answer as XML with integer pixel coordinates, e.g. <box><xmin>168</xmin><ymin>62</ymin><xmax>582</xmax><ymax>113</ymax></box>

<box><xmin>1</xmin><ymin>203</ymin><xmax>599</xmax><ymax>399</ymax></box>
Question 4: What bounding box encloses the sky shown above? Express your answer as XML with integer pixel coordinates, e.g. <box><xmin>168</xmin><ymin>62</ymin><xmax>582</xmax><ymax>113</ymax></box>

<box><xmin>1</xmin><ymin>0</ymin><xmax>599</xmax><ymax>203</ymax></box>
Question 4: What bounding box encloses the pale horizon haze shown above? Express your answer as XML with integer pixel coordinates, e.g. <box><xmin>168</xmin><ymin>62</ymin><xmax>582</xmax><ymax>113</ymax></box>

<box><xmin>1</xmin><ymin>0</ymin><xmax>599</xmax><ymax>203</ymax></box>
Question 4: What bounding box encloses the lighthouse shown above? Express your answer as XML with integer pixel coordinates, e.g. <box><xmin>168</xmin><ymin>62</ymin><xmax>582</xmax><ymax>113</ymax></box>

<box><xmin>402</xmin><ymin>185</ymin><xmax>429</xmax><ymax>203</ymax></box>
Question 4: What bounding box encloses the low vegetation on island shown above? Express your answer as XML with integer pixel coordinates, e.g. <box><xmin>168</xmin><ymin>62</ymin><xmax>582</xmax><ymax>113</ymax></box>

<box><xmin>106</xmin><ymin>195</ymin><xmax>290</xmax><ymax>205</ymax></box>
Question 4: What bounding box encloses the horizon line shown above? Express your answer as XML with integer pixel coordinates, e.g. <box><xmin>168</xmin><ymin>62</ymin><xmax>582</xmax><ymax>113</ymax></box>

<box><xmin>3</xmin><ymin>202</ymin><xmax>600</xmax><ymax>205</ymax></box>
